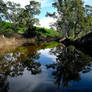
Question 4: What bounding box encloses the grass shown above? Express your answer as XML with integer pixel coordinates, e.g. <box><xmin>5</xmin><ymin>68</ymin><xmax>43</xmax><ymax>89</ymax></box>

<box><xmin>0</xmin><ymin>22</ymin><xmax>61</xmax><ymax>38</ymax></box>
<box><xmin>36</xmin><ymin>27</ymin><xmax>61</xmax><ymax>37</ymax></box>
<box><xmin>1</xmin><ymin>22</ymin><xmax>91</xmax><ymax>41</ymax></box>
<box><xmin>40</xmin><ymin>41</ymin><xmax>59</xmax><ymax>48</ymax></box>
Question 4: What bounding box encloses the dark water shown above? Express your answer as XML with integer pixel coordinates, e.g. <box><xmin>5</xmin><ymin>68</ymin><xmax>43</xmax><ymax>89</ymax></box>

<box><xmin>0</xmin><ymin>42</ymin><xmax>92</xmax><ymax>92</ymax></box>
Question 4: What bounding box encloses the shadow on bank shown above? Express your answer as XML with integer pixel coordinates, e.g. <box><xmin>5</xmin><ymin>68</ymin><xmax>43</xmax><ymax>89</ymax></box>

<box><xmin>61</xmin><ymin>32</ymin><xmax>92</xmax><ymax>57</ymax></box>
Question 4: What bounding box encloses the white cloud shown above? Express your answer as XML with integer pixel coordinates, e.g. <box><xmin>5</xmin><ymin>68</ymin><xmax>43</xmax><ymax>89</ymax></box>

<box><xmin>5</xmin><ymin>0</ymin><xmax>91</xmax><ymax>29</ymax></box>
<box><xmin>5</xmin><ymin>0</ymin><xmax>55</xmax><ymax>28</ymax></box>
<box><xmin>6</xmin><ymin>0</ymin><xmax>30</xmax><ymax>7</ymax></box>
<box><xmin>83</xmin><ymin>0</ymin><xmax>89</xmax><ymax>1</ymax></box>
<box><xmin>39</xmin><ymin>17</ymin><xmax>56</xmax><ymax>28</ymax></box>
<box><xmin>38</xmin><ymin>48</ymin><xmax>56</xmax><ymax>62</ymax></box>
<box><xmin>83</xmin><ymin>0</ymin><xmax>92</xmax><ymax>5</ymax></box>
<box><xmin>37</xmin><ymin>0</ymin><xmax>52</xmax><ymax>8</ymax></box>
<box><xmin>5</xmin><ymin>0</ymin><xmax>53</xmax><ymax>8</ymax></box>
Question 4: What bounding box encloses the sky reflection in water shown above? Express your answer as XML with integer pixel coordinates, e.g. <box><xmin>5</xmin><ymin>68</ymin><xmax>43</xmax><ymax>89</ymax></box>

<box><xmin>0</xmin><ymin>42</ymin><xmax>92</xmax><ymax>92</ymax></box>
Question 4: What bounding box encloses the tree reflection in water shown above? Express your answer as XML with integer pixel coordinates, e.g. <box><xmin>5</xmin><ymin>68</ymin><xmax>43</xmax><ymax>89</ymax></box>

<box><xmin>0</xmin><ymin>43</ymin><xmax>92</xmax><ymax>91</ymax></box>
<box><xmin>0</xmin><ymin>73</ymin><xmax>9</xmax><ymax>92</ymax></box>
<box><xmin>0</xmin><ymin>45</ymin><xmax>41</xmax><ymax>92</ymax></box>
<box><xmin>46</xmin><ymin>45</ymin><xmax>92</xmax><ymax>88</ymax></box>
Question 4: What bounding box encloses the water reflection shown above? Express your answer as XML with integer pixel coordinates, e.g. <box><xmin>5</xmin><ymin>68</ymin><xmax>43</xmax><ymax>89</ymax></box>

<box><xmin>0</xmin><ymin>45</ymin><xmax>42</xmax><ymax>92</ymax></box>
<box><xmin>0</xmin><ymin>46</ymin><xmax>41</xmax><ymax>75</ymax></box>
<box><xmin>46</xmin><ymin>46</ymin><xmax>92</xmax><ymax>87</ymax></box>
<box><xmin>0</xmin><ymin>42</ymin><xmax>92</xmax><ymax>92</ymax></box>
<box><xmin>0</xmin><ymin>73</ymin><xmax>9</xmax><ymax>92</ymax></box>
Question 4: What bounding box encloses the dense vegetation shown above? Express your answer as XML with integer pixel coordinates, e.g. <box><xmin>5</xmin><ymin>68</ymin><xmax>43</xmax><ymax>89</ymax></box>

<box><xmin>0</xmin><ymin>0</ymin><xmax>92</xmax><ymax>42</ymax></box>
<box><xmin>0</xmin><ymin>0</ymin><xmax>40</xmax><ymax>37</ymax></box>
<box><xmin>47</xmin><ymin>0</ymin><xmax>92</xmax><ymax>40</ymax></box>
<box><xmin>0</xmin><ymin>21</ymin><xmax>60</xmax><ymax>38</ymax></box>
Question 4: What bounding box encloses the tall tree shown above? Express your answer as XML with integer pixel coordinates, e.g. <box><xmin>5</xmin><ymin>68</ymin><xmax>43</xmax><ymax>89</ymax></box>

<box><xmin>0</xmin><ymin>0</ymin><xmax>40</xmax><ymax>36</ymax></box>
<box><xmin>0</xmin><ymin>0</ymin><xmax>7</xmax><ymax>21</ymax></box>
<box><xmin>18</xmin><ymin>1</ymin><xmax>40</xmax><ymax>36</ymax></box>
<box><xmin>47</xmin><ymin>0</ymin><xmax>92</xmax><ymax>39</ymax></box>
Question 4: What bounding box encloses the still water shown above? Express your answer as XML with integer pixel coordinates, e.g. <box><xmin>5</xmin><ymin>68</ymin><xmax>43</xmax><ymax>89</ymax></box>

<box><xmin>0</xmin><ymin>42</ymin><xmax>92</xmax><ymax>92</ymax></box>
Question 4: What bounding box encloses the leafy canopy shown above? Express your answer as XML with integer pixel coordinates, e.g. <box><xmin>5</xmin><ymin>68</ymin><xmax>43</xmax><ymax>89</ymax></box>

<box><xmin>0</xmin><ymin>0</ymin><xmax>41</xmax><ymax>34</ymax></box>
<box><xmin>47</xmin><ymin>0</ymin><xmax>92</xmax><ymax>39</ymax></box>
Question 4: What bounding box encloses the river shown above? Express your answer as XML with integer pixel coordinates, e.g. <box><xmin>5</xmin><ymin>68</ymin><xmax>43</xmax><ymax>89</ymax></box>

<box><xmin>0</xmin><ymin>41</ymin><xmax>92</xmax><ymax>92</ymax></box>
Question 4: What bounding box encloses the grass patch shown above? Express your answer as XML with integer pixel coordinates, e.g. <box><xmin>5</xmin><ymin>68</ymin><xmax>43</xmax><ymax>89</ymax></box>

<box><xmin>36</xmin><ymin>27</ymin><xmax>61</xmax><ymax>37</ymax></box>
<box><xmin>40</xmin><ymin>41</ymin><xmax>59</xmax><ymax>49</ymax></box>
<box><xmin>0</xmin><ymin>22</ymin><xmax>61</xmax><ymax>38</ymax></box>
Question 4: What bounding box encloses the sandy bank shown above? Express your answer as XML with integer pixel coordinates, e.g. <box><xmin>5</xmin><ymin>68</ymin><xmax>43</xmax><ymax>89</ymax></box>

<box><xmin>0</xmin><ymin>35</ymin><xmax>36</xmax><ymax>49</ymax></box>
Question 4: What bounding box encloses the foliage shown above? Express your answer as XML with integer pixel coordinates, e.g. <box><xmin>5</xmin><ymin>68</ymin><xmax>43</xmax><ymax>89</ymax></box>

<box><xmin>40</xmin><ymin>41</ymin><xmax>59</xmax><ymax>48</ymax></box>
<box><xmin>36</xmin><ymin>27</ymin><xmax>61</xmax><ymax>37</ymax></box>
<box><xmin>0</xmin><ymin>0</ymin><xmax>62</xmax><ymax>38</ymax></box>
<box><xmin>0</xmin><ymin>21</ymin><xmax>61</xmax><ymax>38</ymax></box>
<box><xmin>47</xmin><ymin>0</ymin><xmax>92</xmax><ymax>39</ymax></box>
<box><xmin>0</xmin><ymin>0</ymin><xmax>40</xmax><ymax>36</ymax></box>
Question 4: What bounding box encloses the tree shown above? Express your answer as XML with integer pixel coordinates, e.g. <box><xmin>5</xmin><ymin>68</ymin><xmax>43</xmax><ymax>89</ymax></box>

<box><xmin>0</xmin><ymin>0</ymin><xmax>40</xmax><ymax>36</ymax></box>
<box><xmin>0</xmin><ymin>0</ymin><xmax>21</xmax><ymax>32</ymax></box>
<box><xmin>6</xmin><ymin>1</ymin><xmax>21</xmax><ymax>32</ymax></box>
<box><xmin>0</xmin><ymin>0</ymin><xmax>7</xmax><ymax>21</ymax></box>
<box><xmin>47</xmin><ymin>0</ymin><xmax>92</xmax><ymax>39</ymax></box>
<box><xmin>18</xmin><ymin>1</ymin><xmax>40</xmax><ymax>37</ymax></box>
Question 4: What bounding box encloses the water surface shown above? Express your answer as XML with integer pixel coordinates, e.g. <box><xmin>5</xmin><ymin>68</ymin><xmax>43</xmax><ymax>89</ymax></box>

<box><xmin>0</xmin><ymin>42</ymin><xmax>92</xmax><ymax>92</ymax></box>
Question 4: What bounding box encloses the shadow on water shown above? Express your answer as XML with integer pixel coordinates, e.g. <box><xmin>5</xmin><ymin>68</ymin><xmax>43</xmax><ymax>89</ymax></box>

<box><xmin>0</xmin><ymin>42</ymin><xmax>92</xmax><ymax>92</ymax></box>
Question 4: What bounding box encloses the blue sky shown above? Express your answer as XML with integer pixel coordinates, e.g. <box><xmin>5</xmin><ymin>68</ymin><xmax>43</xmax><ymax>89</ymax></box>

<box><xmin>6</xmin><ymin>0</ymin><xmax>92</xmax><ymax>28</ymax></box>
<box><xmin>84</xmin><ymin>0</ymin><xmax>92</xmax><ymax>6</ymax></box>
<box><xmin>37</xmin><ymin>0</ymin><xmax>56</xmax><ymax>19</ymax></box>
<box><xmin>38</xmin><ymin>0</ymin><xmax>92</xmax><ymax>19</ymax></box>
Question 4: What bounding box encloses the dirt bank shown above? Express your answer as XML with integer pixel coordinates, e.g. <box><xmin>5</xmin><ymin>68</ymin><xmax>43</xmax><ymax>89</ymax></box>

<box><xmin>0</xmin><ymin>34</ymin><xmax>36</xmax><ymax>49</ymax></box>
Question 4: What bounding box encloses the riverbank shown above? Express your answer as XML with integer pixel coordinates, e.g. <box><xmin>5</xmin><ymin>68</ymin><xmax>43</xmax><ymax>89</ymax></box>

<box><xmin>59</xmin><ymin>32</ymin><xmax>92</xmax><ymax>57</ymax></box>
<box><xmin>0</xmin><ymin>34</ymin><xmax>36</xmax><ymax>49</ymax></box>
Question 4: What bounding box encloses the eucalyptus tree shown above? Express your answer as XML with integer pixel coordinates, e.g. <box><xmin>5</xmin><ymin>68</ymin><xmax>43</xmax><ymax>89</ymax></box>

<box><xmin>0</xmin><ymin>0</ymin><xmax>7</xmax><ymax>21</ymax></box>
<box><xmin>18</xmin><ymin>1</ymin><xmax>41</xmax><ymax>36</ymax></box>
<box><xmin>0</xmin><ymin>0</ymin><xmax>8</xmax><ymax>23</ymax></box>
<box><xmin>47</xmin><ymin>0</ymin><xmax>92</xmax><ymax>39</ymax></box>
<box><xmin>0</xmin><ymin>0</ymin><xmax>20</xmax><ymax>32</ymax></box>
<box><xmin>0</xmin><ymin>0</ymin><xmax>8</xmax><ymax>32</ymax></box>
<box><xmin>7</xmin><ymin>0</ymin><xmax>40</xmax><ymax>35</ymax></box>
<box><xmin>0</xmin><ymin>0</ymin><xmax>19</xmax><ymax>22</ymax></box>
<box><xmin>0</xmin><ymin>0</ymin><xmax>40</xmax><ymax>36</ymax></box>
<box><xmin>85</xmin><ymin>5</ymin><xmax>92</xmax><ymax>33</ymax></box>
<box><xmin>6</xmin><ymin>1</ymin><xmax>21</xmax><ymax>32</ymax></box>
